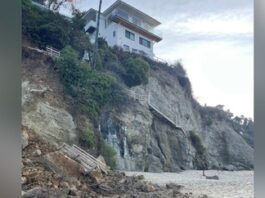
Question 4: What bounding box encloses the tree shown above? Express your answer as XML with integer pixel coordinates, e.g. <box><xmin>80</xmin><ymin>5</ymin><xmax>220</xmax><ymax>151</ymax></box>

<box><xmin>45</xmin><ymin>0</ymin><xmax>79</xmax><ymax>13</ymax></box>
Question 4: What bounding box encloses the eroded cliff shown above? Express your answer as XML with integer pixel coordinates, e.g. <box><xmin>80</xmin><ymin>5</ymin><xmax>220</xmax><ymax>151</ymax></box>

<box><xmin>99</xmin><ymin>63</ymin><xmax>254</xmax><ymax>172</ymax></box>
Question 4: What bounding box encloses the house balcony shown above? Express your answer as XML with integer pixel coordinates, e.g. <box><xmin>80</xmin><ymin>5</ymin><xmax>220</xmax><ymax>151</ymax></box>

<box><xmin>110</xmin><ymin>11</ymin><xmax>162</xmax><ymax>42</ymax></box>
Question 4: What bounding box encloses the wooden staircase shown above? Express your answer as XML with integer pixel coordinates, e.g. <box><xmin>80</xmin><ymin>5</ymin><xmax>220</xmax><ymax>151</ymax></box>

<box><xmin>127</xmin><ymin>89</ymin><xmax>187</xmax><ymax>137</ymax></box>
<box><xmin>60</xmin><ymin>143</ymin><xmax>108</xmax><ymax>173</ymax></box>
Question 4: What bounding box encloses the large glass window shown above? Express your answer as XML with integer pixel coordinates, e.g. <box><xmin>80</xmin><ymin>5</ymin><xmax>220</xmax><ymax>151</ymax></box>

<box><xmin>132</xmin><ymin>16</ymin><xmax>141</xmax><ymax>27</ymax></box>
<box><xmin>125</xmin><ymin>30</ymin><xmax>135</xmax><ymax>41</ymax></box>
<box><xmin>139</xmin><ymin>37</ymin><xmax>151</xmax><ymax>48</ymax></box>
<box><xmin>116</xmin><ymin>9</ymin><xmax>129</xmax><ymax>20</ymax></box>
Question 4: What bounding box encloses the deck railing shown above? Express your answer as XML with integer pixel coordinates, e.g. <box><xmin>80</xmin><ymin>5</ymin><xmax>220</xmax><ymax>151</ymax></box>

<box><xmin>45</xmin><ymin>47</ymin><xmax>60</xmax><ymax>58</ymax></box>
<box><xmin>111</xmin><ymin>10</ymin><xmax>163</xmax><ymax>38</ymax></box>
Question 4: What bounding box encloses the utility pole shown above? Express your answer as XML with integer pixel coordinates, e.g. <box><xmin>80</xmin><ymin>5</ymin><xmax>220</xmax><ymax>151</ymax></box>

<box><xmin>93</xmin><ymin>0</ymin><xmax>103</xmax><ymax>69</ymax></box>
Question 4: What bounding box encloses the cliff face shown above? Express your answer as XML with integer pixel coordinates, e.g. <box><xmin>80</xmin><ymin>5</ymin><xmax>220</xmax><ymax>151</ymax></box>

<box><xmin>22</xmin><ymin>47</ymin><xmax>253</xmax><ymax>173</ymax></box>
<box><xmin>99</xmin><ymin>65</ymin><xmax>254</xmax><ymax>172</ymax></box>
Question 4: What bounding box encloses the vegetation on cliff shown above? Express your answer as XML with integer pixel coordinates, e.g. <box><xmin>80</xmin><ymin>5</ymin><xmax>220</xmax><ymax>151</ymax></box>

<box><xmin>22</xmin><ymin>0</ymin><xmax>152</xmax><ymax>168</ymax></box>
<box><xmin>22</xmin><ymin>0</ymin><xmax>253</xmax><ymax>171</ymax></box>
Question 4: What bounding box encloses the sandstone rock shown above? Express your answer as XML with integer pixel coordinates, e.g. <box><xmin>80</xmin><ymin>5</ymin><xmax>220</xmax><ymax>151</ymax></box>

<box><xmin>136</xmin><ymin>175</ymin><xmax>145</xmax><ymax>180</ymax></box>
<box><xmin>22</xmin><ymin>130</ymin><xmax>29</xmax><ymax>150</ymax></box>
<box><xmin>166</xmin><ymin>183</ymin><xmax>183</xmax><ymax>192</ymax></box>
<box><xmin>80</xmin><ymin>166</ymin><xmax>89</xmax><ymax>176</ymax></box>
<box><xmin>23</xmin><ymin>158</ymin><xmax>32</xmax><ymax>166</ymax></box>
<box><xmin>223</xmin><ymin>165</ymin><xmax>235</xmax><ymax>171</ymax></box>
<box><xmin>99</xmin><ymin>67</ymin><xmax>254</xmax><ymax>171</ymax></box>
<box><xmin>133</xmin><ymin>181</ymin><xmax>156</xmax><ymax>193</ymax></box>
<box><xmin>145</xmin><ymin>183</ymin><xmax>156</xmax><ymax>192</ymax></box>
<box><xmin>21</xmin><ymin>177</ymin><xmax>27</xmax><ymax>185</ymax></box>
<box><xmin>43</xmin><ymin>151</ymin><xmax>81</xmax><ymax>178</ymax></box>
<box><xmin>81</xmin><ymin>184</ymin><xmax>88</xmax><ymax>191</ymax></box>
<box><xmin>32</xmin><ymin>149</ymin><xmax>42</xmax><ymax>157</ymax></box>
<box><xmin>89</xmin><ymin>168</ymin><xmax>104</xmax><ymax>184</ymax></box>
<box><xmin>60</xmin><ymin>181</ymin><xmax>70</xmax><ymax>189</ymax></box>
<box><xmin>23</xmin><ymin>187</ymin><xmax>68</xmax><ymax>198</ymax></box>
<box><xmin>22</xmin><ymin>102</ymin><xmax>76</xmax><ymax>145</ymax></box>
<box><xmin>22</xmin><ymin>187</ymin><xmax>47</xmax><ymax>198</ymax></box>
<box><xmin>69</xmin><ymin>185</ymin><xmax>78</xmax><ymax>196</ymax></box>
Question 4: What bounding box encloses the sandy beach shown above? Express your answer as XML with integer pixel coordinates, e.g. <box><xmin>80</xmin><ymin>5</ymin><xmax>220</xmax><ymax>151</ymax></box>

<box><xmin>125</xmin><ymin>170</ymin><xmax>254</xmax><ymax>198</ymax></box>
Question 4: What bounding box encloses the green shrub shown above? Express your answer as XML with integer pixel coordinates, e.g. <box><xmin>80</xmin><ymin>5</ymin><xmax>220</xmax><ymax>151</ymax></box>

<box><xmin>57</xmin><ymin>46</ymin><xmax>126</xmax><ymax>118</ymax></box>
<box><xmin>100</xmin><ymin>142</ymin><xmax>117</xmax><ymax>170</ymax></box>
<box><xmin>79</xmin><ymin>120</ymin><xmax>95</xmax><ymax>149</ymax></box>
<box><xmin>123</xmin><ymin>57</ymin><xmax>150</xmax><ymax>87</ymax></box>
<box><xmin>189</xmin><ymin>131</ymin><xmax>205</xmax><ymax>156</ymax></box>
<box><xmin>22</xmin><ymin>0</ymin><xmax>91</xmax><ymax>53</ymax></box>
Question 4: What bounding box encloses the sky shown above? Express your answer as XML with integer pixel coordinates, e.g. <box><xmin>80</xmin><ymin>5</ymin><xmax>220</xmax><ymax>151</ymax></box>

<box><xmin>66</xmin><ymin>0</ymin><xmax>253</xmax><ymax>118</ymax></box>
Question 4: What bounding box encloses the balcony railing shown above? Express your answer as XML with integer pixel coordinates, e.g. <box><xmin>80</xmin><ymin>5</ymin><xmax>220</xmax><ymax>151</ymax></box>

<box><xmin>111</xmin><ymin>10</ymin><xmax>162</xmax><ymax>38</ymax></box>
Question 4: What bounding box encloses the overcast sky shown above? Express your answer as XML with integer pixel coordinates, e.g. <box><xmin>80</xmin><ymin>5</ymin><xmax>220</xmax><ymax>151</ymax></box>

<box><xmin>69</xmin><ymin>0</ymin><xmax>253</xmax><ymax>118</ymax></box>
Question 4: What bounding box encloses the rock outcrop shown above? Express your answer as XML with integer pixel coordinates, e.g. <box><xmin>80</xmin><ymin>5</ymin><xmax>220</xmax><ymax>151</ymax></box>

<box><xmin>22</xmin><ymin>46</ymin><xmax>253</xmax><ymax>173</ymax></box>
<box><xmin>99</xmin><ymin>65</ymin><xmax>254</xmax><ymax>172</ymax></box>
<box><xmin>22</xmin><ymin>81</ymin><xmax>76</xmax><ymax>146</ymax></box>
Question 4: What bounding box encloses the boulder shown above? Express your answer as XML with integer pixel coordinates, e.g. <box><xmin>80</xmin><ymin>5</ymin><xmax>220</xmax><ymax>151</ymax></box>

<box><xmin>68</xmin><ymin>185</ymin><xmax>78</xmax><ymax>196</ymax></box>
<box><xmin>89</xmin><ymin>168</ymin><xmax>104</xmax><ymax>184</ymax></box>
<box><xmin>32</xmin><ymin>149</ymin><xmax>42</xmax><ymax>157</ymax></box>
<box><xmin>145</xmin><ymin>183</ymin><xmax>156</xmax><ymax>192</ymax></box>
<box><xmin>21</xmin><ymin>177</ymin><xmax>27</xmax><ymax>185</ymax></box>
<box><xmin>166</xmin><ymin>183</ymin><xmax>183</xmax><ymax>192</ymax></box>
<box><xmin>43</xmin><ymin>151</ymin><xmax>82</xmax><ymax>178</ymax></box>
<box><xmin>223</xmin><ymin>164</ymin><xmax>235</xmax><ymax>171</ymax></box>
<box><xmin>22</xmin><ymin>102</ymin><xmax>76</xmax><ymax>145</ymax></box>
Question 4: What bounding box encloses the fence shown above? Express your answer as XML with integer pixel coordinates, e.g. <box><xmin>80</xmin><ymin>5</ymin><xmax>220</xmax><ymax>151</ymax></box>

<box><xmin>45</xmin><ymin>46</ymin><xmax>60</xmax><ymax>58</ymax></box>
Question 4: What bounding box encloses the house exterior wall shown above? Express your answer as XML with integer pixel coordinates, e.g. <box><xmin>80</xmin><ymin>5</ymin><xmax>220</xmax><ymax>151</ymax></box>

<box><xmin>115</xmin><ymin>24</ymin><xmax>154</xmax><ymax>57</ymax></box>
<box><xmin>85</xmin><ymin>9</ymin><xmax>158</xmax><ymax>58</ymax></box>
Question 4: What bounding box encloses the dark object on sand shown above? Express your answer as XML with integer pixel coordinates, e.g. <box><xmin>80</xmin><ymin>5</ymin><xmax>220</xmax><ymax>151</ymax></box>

<box><xmin>205</xmin><ymin>175</ymin><xmax>219</xmax><ymax>180</ymax></box>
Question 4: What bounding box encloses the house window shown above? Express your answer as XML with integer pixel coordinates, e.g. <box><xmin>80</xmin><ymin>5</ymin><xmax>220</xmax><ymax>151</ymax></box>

<box><xmin>116</xmin><ymin>9</ymin><xmax>129</xmax><ymax>20</ymax></box>
<box><xmin>123</xmin><ymin>45</ymin><xmax>130</xmax><ymax>52</ymax></box>
<box><xmin>113</xmin><ymin>31</ymin><xmax>116</xmax><ymax>37</ymax></box>
<box><xmin>139</xmin><ymin>37</ymin><xmax>151</xmax><ymax>48</ymax></box>
<box><xmin>125</xmin><ymin>30</ymin><xmax>135</xmax><ymax>41</ymax></box>
<box><xmin>132</xmin><ymin>48</ymin><xmax>138</xmax><ymax>53</ymax></box>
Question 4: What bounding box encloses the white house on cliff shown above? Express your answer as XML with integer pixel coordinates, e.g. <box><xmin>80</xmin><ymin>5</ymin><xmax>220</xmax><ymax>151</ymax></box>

<box><xmin>83</xmin><ymin>0</ymin><xmax>162</xmax><ymax>58</ymax></box>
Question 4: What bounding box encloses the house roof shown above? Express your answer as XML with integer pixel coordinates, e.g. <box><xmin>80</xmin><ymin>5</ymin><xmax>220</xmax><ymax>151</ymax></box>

<box><xmin>103</xmin><ymin>0</ymin><xmax>161</xmax><ymax>27</ymax></box>
<box><xmin>82</xmin><ymin>8</ymin><xmax>98</xmax><ymax>22</ymax></box>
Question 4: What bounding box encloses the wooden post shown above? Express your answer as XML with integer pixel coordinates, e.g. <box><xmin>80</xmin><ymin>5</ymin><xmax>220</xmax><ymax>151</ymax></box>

<box><xmin>92</xmin><ymin>0</ymin><xmax>103</xmax><ymax>69</ymax></box>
